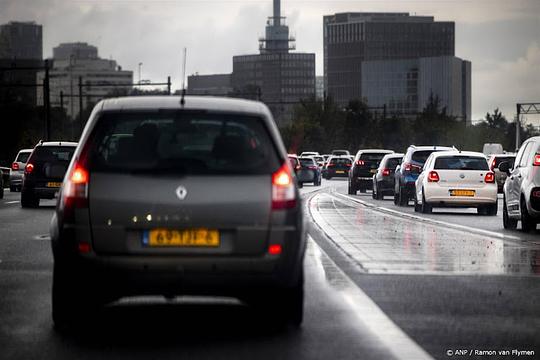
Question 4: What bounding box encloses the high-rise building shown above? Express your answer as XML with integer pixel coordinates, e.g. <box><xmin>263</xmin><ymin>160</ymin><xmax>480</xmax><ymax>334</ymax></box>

<box><xmin>232</xmin><ymin>0</ymin><xmax>316</xmax><ymax>126</ymax></box>
<box><xmin>323</xmin><ymin>12</ymin><xmax>455</xmax><ymax>107</ymax></box>
<box><xmin>0</xmin><ymin>21</ymin><xmax>43</xmax><ymax>105</ymax></box>
<box><xmin>37</xmin><ymin>42</ymin><xmax>133</xmax><ymax>119</ymax></box>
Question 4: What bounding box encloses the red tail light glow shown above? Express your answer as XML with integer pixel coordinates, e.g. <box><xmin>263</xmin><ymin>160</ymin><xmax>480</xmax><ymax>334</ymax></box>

<box><xmin>404</xmin><ymin>163</ymin><xmax>412</xmax><ymax>171</ymax></box>
<box><xmin>12</xmin><ymin>162</ymin><xmax>19</xmax><ymax>171</ymax></box>
<box><xmin>308</xmin><ymin>165</ymin><xmax>318</xmax><ymax>170</ymax></box>
<box><xmin>382</xmin><ymin>168</ymin><xmax>390</xmax><ymax>176</ymax></box>
<box><xmin>78</xmin><ymin>242</ymin><xmax>91</xmax><ymax>254</ymax></box>
<box><xmin>532</xmin><ymin>190</ymin><xmax>540</xmax><ymax>198</ymax></box>
<box><xmin>356</xmin><ymin>160</ymin><xmax>365</xmax><ymax>166</ymax></box>
<box><xmin>533</xmin><ymin>154</ymin><xmax>540</xmax><ymax>166</ymax></box>
<box><xmin>268</xmin><ymin>244</ymin><xmax>282</xmax><ymax>255</ymax></box>
<box><xmin>427</xmin><ymin>171</ymin><xmax>440</xmax><ymax>182</ymax></box>
<box><xmin>25</xmin><ymin>163</ymin><xmax>34</xmax><ymax>174</ymax></box>
<box><xmin>345</xmin><ymin>163</ymin><xmax>352</xmax><ymax>167</ymax></box>
<box><xmin>62</xmin><ymin>162</ymin><xmax>90</xmax><ymax>221</ymax></box>
<box><xmin>484</xmin><ymin>172</ymin><xmax>495</xmax><ymax>183</ymax></box>
<box><xmin>272</xmin><ymin>162</ymin><xmax>296</xmax><ymax>210</ymax></box>
<box><xmin>490</xmin><ymin>158</ymin><xmax>496</xmax><ymax>171</ymax></box>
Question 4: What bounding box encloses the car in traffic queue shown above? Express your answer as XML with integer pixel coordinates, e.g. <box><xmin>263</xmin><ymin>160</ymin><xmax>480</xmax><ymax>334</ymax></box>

<box><xmin>300</xmin><ymin>151</ymin><xmax>319</xmax><ymax>157</ymax></box>
<box><xmin>394</xmin><ymin>145</ymin><xmax>456</xmax><ymax>206</ymax></box>
<box><xmin>331</xmin><ymin>149</ymin><xmax>350</xmax><ymax>156</ymax></box>
<box><xmin>488</xmin><ymin>153</ymin><xmax>516</xmax><ymax>193</ymax></box>
<box><xmin>297</xmin><ymin>156</ymin><xmax>322</xmax><ymax>187</ymax></box>
<box><xmin>313</xmin><ymin>155</ymin><xmax>325</xmax><ymax>168</ymax></box>
<box><xmin>9</xmin><ymin>148</ymin><xmax>33</xmax><ymax>192</ymax></box>
<box><xmin>500</xmin><ymin>136</ymin><xmax>540</xmax><ymax>231</ymax></box>
<box><xmin>324</xmin><ymin>155</ymin><xmax>352</xmax><ymax>179</ymax></box>
<box><xmin>348</xmin><ymin>149</ymin><xmax>393</xmax><ymax>194</ymax></box>
<box><xmin>372</xmin><ymin>153</ymin><xmax>403</xmax><ymax>200</ymax></box>
<box><xmin>49</xmin><ymin>96</ymin><xmax>306</xmax><ymax>330</ymax></box>
<box><xmin>413</xmin><ymin>151</ymin><xmax>498</xmax><ymax>215</ymax></box>
<box><xmin>21</xmin><ymin>141</ymin><xmax>78</xmax><ymax>208</ymax></box>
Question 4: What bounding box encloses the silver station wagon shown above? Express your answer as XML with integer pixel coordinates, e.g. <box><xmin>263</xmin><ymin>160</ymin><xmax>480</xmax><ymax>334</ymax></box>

<box><xmin>50</xmin><ymin>96</ymin><xmax>306</xmax><ymax>330</ymax></box>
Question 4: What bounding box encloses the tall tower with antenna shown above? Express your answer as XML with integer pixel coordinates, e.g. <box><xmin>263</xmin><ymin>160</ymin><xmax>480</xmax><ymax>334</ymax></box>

<box><xmin>259</xmin><ymin>0</ymin><xmax>295</xmax><ymax>54</ymax></box>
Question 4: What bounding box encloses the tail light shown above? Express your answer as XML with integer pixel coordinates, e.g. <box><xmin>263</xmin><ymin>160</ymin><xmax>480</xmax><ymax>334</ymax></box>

<box><xmin>382</xmin><ymin>168</ymin><xmax>390</xmax><ymax>176</ymax></box>
<box><xmin>61</xmin><ymin>163</ymin><xmax>90</xmax><ymax>222</ymax></box>
<box><xmin>428</xmin><ymin>171</ymin><xmax>440</xmax><ymax>182</ymax></box>
<box><xmin>327</xmin><ymin>163</ymin><xmax>335</xmax><ymax>167</ymax></box>
<box><xmin>308</xmin><ymin>165</ymin><xmax>318</xmax><ymax>170</ymax></box>
<box><xmin>295</xmin><ymin>165</ymin><xmax>301</xmax><ymax>171</ymax></box>
<box><xmin>490</xmin><ymin>158</ymin><xmax>496</xmax><ymax>171</ymax></box>
<box><xmin>531</xmin><ymin>190</ymin><xmax>540</xmax><ymax>198</ymax></box>
<box><xmin>12</xmin><ymin>162</ymin><xmax>19</xmax><ymax>171</ymax></box>
<box><xmin>346</xmin><ymin>163</ymin><xmax>352</xmax><ymax>167</ymax></box>
<box><xmin>356</xmin><ymin>160</ymin><xmax>365</xmax><ymax>166</ymax></box>
<box><xmin>484</xmin><ymin>172</ymin><xmax>495</xmax><ymax>183</ymax></box>
<box><xmin>533</xmin><ymin>154</ymin><xmax>540</xmax><ymax>166</ymax></box>
<box><xmin>404</xmin><ymin>163</ymin><xmax>412</xmax><ymax>171</ymax></box>
<box><xmin>25</xmin><ymin>163</ymin><xmax>34</xmax><ymax>174</ymax></box>
<box><xmin>268</xmin><ymin>244</ymin><xmax>282</xmax><ymax>255</ymax></box>
<box><xmin>272</xmin><ymin>162</ymin><xmax>296</xmax><ymax>210</ymax></box>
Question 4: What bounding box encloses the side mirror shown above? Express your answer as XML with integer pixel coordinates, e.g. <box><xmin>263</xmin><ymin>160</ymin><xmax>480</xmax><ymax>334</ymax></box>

<box><xmin>498</xmin><ymin>161</ymin><xmax>511</xmax><ymax>175</ymax></box>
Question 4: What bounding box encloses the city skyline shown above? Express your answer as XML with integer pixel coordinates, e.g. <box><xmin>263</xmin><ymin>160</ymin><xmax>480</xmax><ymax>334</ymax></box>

<box><xmin>1</xmin><ymin>0</ymin><xmax>538</xmax><ymax>121</ymax></box>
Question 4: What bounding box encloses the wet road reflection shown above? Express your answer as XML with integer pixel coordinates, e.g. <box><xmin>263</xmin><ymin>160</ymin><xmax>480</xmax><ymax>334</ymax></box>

<box><xmin>309</xmin><ymin>193</ymin><xmax>540</xmax><ymax>275</ymax></box>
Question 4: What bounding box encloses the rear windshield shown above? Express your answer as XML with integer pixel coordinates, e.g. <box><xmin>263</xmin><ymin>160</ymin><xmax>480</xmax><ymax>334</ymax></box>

<box><xmin>314</xmin><ymin>156</ymin><xmax>324</xmax><ymax>162</ymax></box>
<box><xmin>385</xmin><ymin>157</ymin><xmax>402</xmax><ymax>169</ymax></box>
<box><xmin>330</xmin><ymin>157</ymin><xmax>352</xmax><ymax>165</ymax></box>
<box><xmin>30</xmin><ymin>146</ymin><xmax>76</xmax><ymax>164</ymax></box>
<box><xmin>494</xmin><ymin>156</ymin><xmax>515</xmax><ymax>169</ymax></box>
<box><xmin>434</xmin><ymin>156</ymin><xmax>489</xmax><ymax>170</ymax></box>
<box><xmin>300</xmin><ymin>158</ymin><xmax>315</xmax><ymax>166</ymax></box>
<box><xmin>16</xmin><ymin>151</ymin><xmax>31</xmax><ymax>163</ymax></box>
<box><xmin>87</xmin><ymin>111</ymin><xmax>281</xmax><ymax>175</ymax></box>
<box><xmin>360</xmin><ymin>153</ymin><xmax>388</xmax><ymax>162</ymax></box>
<box><xmin>411</xmin><ymin>150</ymin><xmax>436</xmax><ymax>164</ymax></box>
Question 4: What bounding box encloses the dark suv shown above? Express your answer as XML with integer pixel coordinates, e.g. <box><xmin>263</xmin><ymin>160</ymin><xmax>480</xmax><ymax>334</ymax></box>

<box><xmin>21</xmin><ymin>141</ymin><xmax>77</xmax><ymax>208</ymax></box>
<box><xmin>394</xmin><ymin>145</ymin><xmax>454</xmax><ymax>206</ymax></box>
<box><xmin>348</xmin><ymin>149</ymin><xmax>393</xmax><ymax>194</ymax></box>
<box><xmin>50</xmin><ymin>96</ymin><xmax>305</xmax><ymax>330</ymax></box>
<box><xmin>324</xmin><ymin>155</ymin><xmax>352</xmax><ymax>179</ymax></box>
<box><xmin>372</xmin><ymin>153</ymin><xmax>403</xmax><ymax>200</ymax></box>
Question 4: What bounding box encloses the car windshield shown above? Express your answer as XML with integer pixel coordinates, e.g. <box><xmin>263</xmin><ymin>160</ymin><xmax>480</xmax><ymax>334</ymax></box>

<box><xmin>299</xmin><ymin>158</ymin><xmax>315</xmax><ymax>166</ymax></box>
<box><xmin>360</xmin><ymin>153</ymin><xmax>387</xmax><ymax>162</ymax></box>
<box><xmin>411</xmin><ymin>150</ymin><xmax>437</xmax><ymax>164</ymax></box>
<box><xmin>88</xmin><ymin>111</ymin><xmax>280</xmax><ymax>175</ymax></box>
<box><xmin>385</xmin><ymin>157</ymin><xmax>401</xmax><ymax>169</ymax></box>
<box><xmin>31</xmin><ymin>146</ymin><xmax>75</xmax><ymax>163</ymax></box>
<box><xmin>330</xmin><ymin>157</ymin><xmax>352</xmax><ymax>165</ymax></box>
<box><xmin>494</xmin><ymin>156</ymin><xmax>515</xmax><ymax>169</ymax></box>
<box><xmin>434</xmin><ymin>156</ymin><xmax>489</xmax><ymax>170</ymax></box>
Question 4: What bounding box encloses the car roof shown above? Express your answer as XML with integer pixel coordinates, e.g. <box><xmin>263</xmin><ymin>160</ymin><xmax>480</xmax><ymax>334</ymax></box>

<box><xmin>383</xmin><ymin>153</ymin><xmax>404</xmax><ymax>158</ymax></box>
<box><xmin>355</xmin><ymin>149</ymin><xmax>394</xmax><ymax>154</ymax></box>
<box><xmin>18</xmin><ymin>149</ymin><xmax>33</xmax><ymax>153</ymax></box>
<box><xmin>408</xmin><ymin>145</ymin><xmax>455</xmax><ymax>151</ymax></box>
<box><xmin>36</xmin><ymin>141</ymin><xmax>78</xmax><ymax>147</ymax></box>
<box><xmin>99</xmin><ymin>96</ymin><xmax>269</xmax><ymax>116</ymax></box>
<box><xmin>430</xmin><ymin>150</ymin><xmax>487</xmax><ymax>158</ymax></box>
<box><xmin>490</xmin><ymin>153</ymin><xmax>516</xmax><ymax>157</ymax></box>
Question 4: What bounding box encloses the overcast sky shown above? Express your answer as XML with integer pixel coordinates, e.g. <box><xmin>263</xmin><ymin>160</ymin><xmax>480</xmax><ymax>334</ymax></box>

<box><xmin>1</xmin><ymin>0</ymin><xmax>539</xmax><ymax>121</ymax></box>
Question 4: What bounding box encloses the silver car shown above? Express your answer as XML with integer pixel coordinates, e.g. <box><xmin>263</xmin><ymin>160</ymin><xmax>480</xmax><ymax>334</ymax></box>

<box><xmin>501</xmin><ymin>136</ymin><xmax>540</xmax><ymax>231</ymax></box>
<box><xmin>9</xmin><ymin>149</ymin><xmax>33</xmax><ymax>192</ymax></box>
<box><xmin>50</xmin><ymin>96</ymin><xmax>306</xmax><ymax>330</ymax></box>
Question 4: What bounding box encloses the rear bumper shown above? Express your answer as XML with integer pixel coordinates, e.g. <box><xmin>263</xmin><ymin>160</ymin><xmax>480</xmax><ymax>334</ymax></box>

<box><xmin>29</xmin><ymin>186</ymin><xmax>60</xmax><ymax>199</ymax></box>
<box><xmin>351</xmin><ymin>175</ymin><xmax>374</xmax><ymax>188</ymax></box>
<box><xmin>326</xmin><ymin>169</ymin><xmax>349</xmax><ymax>177</ymax></box>
<box><xmin>376</xmin><ymin>178</ymin><xmax>395</xmax><ymax>193</ymax></box>
<box><xmin>424</xmin><ymin>185</ymin><xmax>497</xmax><ymax>206</ymax></box>
<box><xmin>9</xmin><ymin>172</ymin><xmax>23</xmax><ymax>186</ymax></box>
<box><xmin>297</xmin><ymin>169</ymin><xmax>317</xmax><ymax>182</ymax></box>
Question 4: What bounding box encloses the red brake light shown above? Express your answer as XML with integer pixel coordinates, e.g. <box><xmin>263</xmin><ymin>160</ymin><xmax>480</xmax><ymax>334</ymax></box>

<box><xmin>78</xmin><ymin>242</ymin><xmax>91</xmax><ymax>254</ymax></box>
<box><xmin>484</xmin><ymin>172</ymin><xmax>495</xmax><ymax>183</ymax></box>
<box><xmin>12</xmin><ymin>162</ymin><xmax>19</xmax><ymax>171</ymax></box>
<box><xmin>428</xmin><ymin>171</ymin><xmax>440</xmax><ymax>182</ymax></box>
<box><xmin>62</xmin><ymin>163</ymin><xmax>90</xmax><ymax>215</ymax></box>
<box><xmin>25</xmin><ymin>163</ymin><xmax>34</xmax><ymax>174</ymax></box>
<box><xmin>532</xmin><ymin>190</ymin><xmax>540</xmax><ymax>198</ymax></box>
<box><xmin>533</xmin><ymin>154</ymin><xmax>540</xmax><ymax>166</ymax></box>
<box><xmin>356</xmin><ymin>160</ymin><xmax>365</xmax><ymax>166</ymax></box>
<box><xmin>272</xmin><ymin>162</ymin><xmax>296</xmax><ymax>210</ymax></box>
<box><xmin>268</xmin><ymin>244</ymin><xmax>282</xmax><ymax>255</ymax></box>
<box><xmin>490</xmin><ymin>158</ymin><xmax>496</xmax><ymax>171</ymax></box>
<box><xmin>70</xmin><ymin>166</ymin><xmax>89</xmax><ymax>184</ymax></box>
<box><xmin>327</xmin><ymin>163</ymin><xmax>335</xmax><ymax>167</ymax></box>
<box><xmin>382</xmin><ymin>168</ymin><xmax>390</xmax><ymax>176</ymax></box>
<box><xmin>308</xmin><ymin>165</ymin><xmax>317</xmax><ymax>170</ymax></box>
<box><xmin>404</xmin><ymin>163</ymin><xmax>412</xmax><ymax>171</ymax></box>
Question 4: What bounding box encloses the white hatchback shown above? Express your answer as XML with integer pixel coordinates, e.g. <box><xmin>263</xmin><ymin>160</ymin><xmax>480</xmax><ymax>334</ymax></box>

<box><xmin>414</xmin><ymin>151</ymin><xmax>498</xmax><ymax>215</ymax></box>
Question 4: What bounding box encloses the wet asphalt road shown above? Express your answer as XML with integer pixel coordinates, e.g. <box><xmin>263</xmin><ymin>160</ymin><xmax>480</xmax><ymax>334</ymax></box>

<box><xmin>1</xmin><ymin>182</ymin><xmax>539</xmax><ymax>360</ymax></box>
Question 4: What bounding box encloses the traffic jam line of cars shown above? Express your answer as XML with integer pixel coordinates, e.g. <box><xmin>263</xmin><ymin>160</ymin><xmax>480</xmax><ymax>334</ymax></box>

<box><xmin>298</xmin><ymin>139</ymin><xmax>539</xmax><ymax>232</ymax></box>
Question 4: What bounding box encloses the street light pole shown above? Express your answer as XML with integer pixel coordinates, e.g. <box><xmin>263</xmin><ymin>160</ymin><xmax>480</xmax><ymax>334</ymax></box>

<box><xmin>138</xmin><ymin>62</ymin><xmax>143</xmax><ymax>85</ymax></box>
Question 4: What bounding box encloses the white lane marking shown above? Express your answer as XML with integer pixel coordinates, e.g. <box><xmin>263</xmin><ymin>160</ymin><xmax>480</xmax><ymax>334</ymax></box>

<box><xmin>336</xmin><ymin>192</ymin><xmax>522</xmax><ymax>242</ymax></box>
<box><xmin>309</xmin><ymin>236</ymin><xmax>433</xmax><ymax>360</ymax></box>
<box><xmin>5</xmin><ymin>201</ymin><xmax>19</xmax><ymax>204</ymax></box>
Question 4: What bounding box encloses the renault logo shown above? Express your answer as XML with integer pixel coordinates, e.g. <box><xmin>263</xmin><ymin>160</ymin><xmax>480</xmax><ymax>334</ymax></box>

<box><xmin>175</xmin><ymin>186</ymin><xmax>188</xmax><ymax>200</ymax></box>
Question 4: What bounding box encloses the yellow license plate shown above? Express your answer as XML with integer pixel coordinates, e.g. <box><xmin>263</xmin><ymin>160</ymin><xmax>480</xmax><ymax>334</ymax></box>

<box><xmin>144</xmin><ymin>228</ymin><xmax>219</xmax><ymax>247</ymax></box>
<box><xmin>336</xmin><ymin>170</ymin><xmax>345</xmax><ymax>174</ymax></box>
<box><xmin>46</xmin><ymin>182</ymin><xmax>62</xmax><ymax>188</ymax></box>
<box><xmin>450</xmin><ymin>190</ymin><xmax>475</xmax><ymax>197</ymax></box>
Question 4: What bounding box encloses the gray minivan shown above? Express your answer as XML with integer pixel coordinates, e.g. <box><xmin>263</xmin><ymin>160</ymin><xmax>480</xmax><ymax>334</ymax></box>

<box><xmin>50</xmin><ymin>96</ymin><xmax>306</xmax><ymax>330</ymax></box>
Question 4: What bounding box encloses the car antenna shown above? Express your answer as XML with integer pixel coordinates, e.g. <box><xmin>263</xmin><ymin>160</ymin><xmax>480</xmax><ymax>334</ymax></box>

<box><xmin>180</xmin><ymin>47</ymin><xmax>187</xmax><ymax>107</ymax></box>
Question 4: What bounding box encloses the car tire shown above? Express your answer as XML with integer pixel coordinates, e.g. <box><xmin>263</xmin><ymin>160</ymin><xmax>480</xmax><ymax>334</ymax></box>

<box><xmin>371</xmin><ymin>186</ymin><xmax>377</xmax><ymax>199</ymax></box>
<box><xmin>298</xmin><ymin>182</ymin><xmax>303</xmax><ymax>189</ymax></box>
<box><xmin>376</xmin><ymin>186</ymin><xmax>384</xmax><ymax>200</ymax></box>
<box><xmin>10</xmin><ymin>185</ymin><xmax>18</xmax><ymax>192</ymax></box>
<box><xmin>521</xmin><ymin>197</ymin><xmax>536</xmax><ymax>232</ymax></box>
<box><xmin>486</xmin><ymin>202</ymin><xmax>498</xmax><ymax>216</ymax></box>
<box><xmin>0</xmin><ymin>186</ymin><xmax>3</xmax><ymax>199</ymax></box>
<box><xmin>399</xmin><ymin>187</ymin><xmax>408</xmax><ymax>206</ymax></box>
<box><xmin>414</xmin><ymin>194</ymin><xmax>421</xmax><ymax>212</ymax></box>
<box><xmin>503</xmin><ymin>196</ymin><xmax>517</xmax><ymax>229</ymax></box>
<box><xmin>421</xmin><ymin>191</ymin><xmax>432</xmax><ymax>214</ymax></box>
<box><xmin>21</xmin><ymin>190</ymin><xmax>39</xmax><ymax>208</ymax></box>
<box><xmin>348</xmin><ymin>182</ymin><xmax>357</xmax><ymax>195</ymax></box>
<box><xmin>359</xmin><ymin>187</ymin><xmax>366</xmax><ymax>193</ymax></box>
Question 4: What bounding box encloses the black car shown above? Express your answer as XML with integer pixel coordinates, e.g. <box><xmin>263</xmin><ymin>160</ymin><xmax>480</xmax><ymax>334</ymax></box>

<box><xmin>348</xmin><ymin>150</ymin><xmax>393</xmax><ymax>194</ymax></box>
<box><xmin>21</xmin><ymin>141</ymin><xmax>78</xmax><ymax>208</ymax></box>
<box><xmin>372</xmin><ymin>153</ymin><xmax>403</xmax><ymax>200</ymax></box>
<box><xmin>324</xmin><ymin>156</ymin><xmax>352</xmax><ymax>179</ymax></box>
<box><xmin>297</xmin><ymin>157</ymin><xmax>322</xmax><ymax>186</ymax></box>
<box><xmin>393</xmin><ymin>145</ymin><xmax>454</xmax><ymax>206</ymax></box>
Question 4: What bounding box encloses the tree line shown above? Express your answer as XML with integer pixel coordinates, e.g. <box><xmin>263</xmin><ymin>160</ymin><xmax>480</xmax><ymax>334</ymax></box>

<box><xmin>281</xmin><ymin>95</ymin><xmax>539</xmax><ymax>155</ymax></box>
